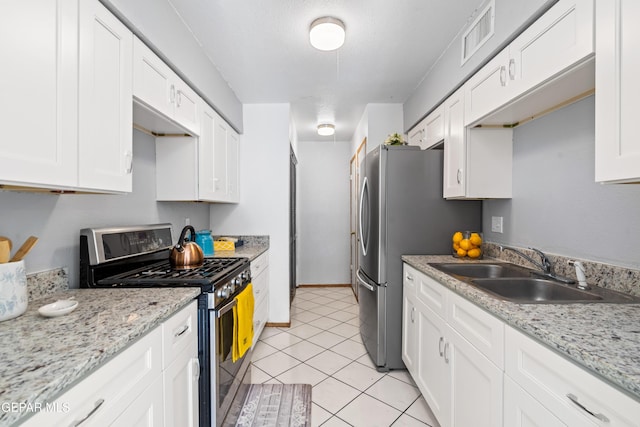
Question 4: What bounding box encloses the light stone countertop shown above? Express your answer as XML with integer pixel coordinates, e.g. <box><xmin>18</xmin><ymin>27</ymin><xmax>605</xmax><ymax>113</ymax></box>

<box><xmin>0</xmin><ymin>287</ymin><xmax>200</xmax><ymax>426</ymax></box>
<box><xmin>402</xmin><ymin>255</ymin><xmax>640</xmax><ymax>402</ymax></box>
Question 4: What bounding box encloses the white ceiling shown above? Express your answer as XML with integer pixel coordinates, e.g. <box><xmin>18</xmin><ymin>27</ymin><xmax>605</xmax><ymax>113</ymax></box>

<box><xmin>167</xmin><ymin>0</ymin><xmax>484</xmax><ymax>141</ymax></box>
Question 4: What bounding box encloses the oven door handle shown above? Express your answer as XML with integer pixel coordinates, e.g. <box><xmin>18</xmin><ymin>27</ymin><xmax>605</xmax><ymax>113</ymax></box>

<box><xmin>216</xmin><ymin>299</ymin><xmax>237</xmax><ymax>318</ymax></box>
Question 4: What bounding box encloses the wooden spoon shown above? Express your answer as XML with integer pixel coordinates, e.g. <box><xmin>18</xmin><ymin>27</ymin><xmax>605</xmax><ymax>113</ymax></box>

<box><xmin>10</xmin><ymin>236</ymin><xmax>38</xmax><ymax>262</ymax></box>
<box><xmin>0</xmin><ymin>236</ymin><xmax>12</xmax><ymax>251</ymax></box>
<box><xmin>0</xmin><ymin>240</ymin><xmax>9</xmax><ymax>263</ymax></box>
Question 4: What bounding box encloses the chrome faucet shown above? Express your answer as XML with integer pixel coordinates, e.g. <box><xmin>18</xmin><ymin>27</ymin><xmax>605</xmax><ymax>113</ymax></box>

<box><xmin>499</xmin><ymin>245</ymin><xmax>575</xmax><ymax>284</ymax></box>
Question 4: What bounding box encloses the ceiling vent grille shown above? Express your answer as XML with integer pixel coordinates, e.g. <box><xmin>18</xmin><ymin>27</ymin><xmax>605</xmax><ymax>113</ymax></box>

<box><xmin>461</xmin><ymin>0</ymin><xmax>495</xmax><ymax>65</ymax></box>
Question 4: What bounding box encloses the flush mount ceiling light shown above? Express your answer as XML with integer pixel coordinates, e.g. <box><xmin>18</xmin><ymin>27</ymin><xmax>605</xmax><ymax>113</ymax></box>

<box><xmin>317</xmin><ymin>123</ymin><xmax>335</xmax><ymax>136</ymax></box>
<box><xmin>309</xmin><ymin>17</ymin><xmax>345</xmax><ymax>51</ymax></box>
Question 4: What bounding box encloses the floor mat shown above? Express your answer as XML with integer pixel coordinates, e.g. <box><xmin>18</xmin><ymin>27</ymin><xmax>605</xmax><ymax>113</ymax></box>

<box><xmin>226</xmin><ymin>383</ymin><xmax>312</xmax><ymax>427</ymax></box>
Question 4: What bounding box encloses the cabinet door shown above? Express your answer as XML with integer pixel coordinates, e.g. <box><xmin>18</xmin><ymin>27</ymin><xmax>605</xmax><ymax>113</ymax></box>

<box><xmin>443</xmin><ymin>88</ymin><xmax>466</xmax><ymax>198</ymax></box>
<box><xmin>78</xmin><ymin>0</ymin><xmax>133</xmax><ymax>192</ymax></box>
<box><xmin>595</xmin><ymin>0</ymin><xmax>640</xmax><ymax>183</ymax></box>
<box><xmin>133</xmin><ymin>37</ymin><xmax>174</xmax><ymax>121</ymax></box>
<box><xmin>198</xmin><ymin>105</ymin><xmax>218</xmax><ymax>200</ymax></box>
<box><xmin>504</xmin><ymin>375</ymin><xmax>569</xmax><ymax>427</ymax></box>
<box><xmin>463</xmin><ymin>49</ymin><xmax>511</xmax><ymax>126</ymax></box>
<box><xmin>226</xmin><ymin>128</ymin><xmax>240</xmax><ymax>203</ymax></box>
<box><xmin>163</xmin><ymin>347</ymin><xmax>199</xmax><ymax>427</ymax></box>
<box><xmin>424</xmin><ymin>104</ymin><xmax>445</xmax><ymax>149</ymax></box>
<box><xmin>173</xmin><ymin>79</ymin><xmax>200</xmax><ymax>136</ymax></box>
<box><xmin>212</xmin><ymin>116</ymin><xmax>229</xmax><ymax>199</ymax></box>
<box><xmin>509</xmin><ymin>0</ymin><xmax>594</xmax><ymax>101</ymax></box>
<box><xmin>401</xmin><ymin>286</ymin><xmax>417</xmax><ymax>375</ymax></box>
<box><xmin>113</xmin><ymin>376</ymin><xmax>165</xmax><ymax>427</ymax></box>
<box><xmin>0</xmin><ymin>0</ymin><xmax>78</xmax><ymax>188</ymax></box>
<box><xmin>448</xmin><ymin>327</ymin><xmax>503</xmax><ymax>427</ymax></box>
<box><xmin>407</xmin><ymin>120</ymin><xmax>425</xmax><ymax>148</ymax></box>
<box><xmin>416</xmin><ymin>303</ymin><xmax>450</xmax><ymax>427</ymax></box>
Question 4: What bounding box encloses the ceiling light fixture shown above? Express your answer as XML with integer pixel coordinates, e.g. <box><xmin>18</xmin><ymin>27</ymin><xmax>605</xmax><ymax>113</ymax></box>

<box><xmin>317</xmin><ymin>123</ymin><xmax>335</xmax><ymax>136</ymax></box>
<box><xmin>309</xmin><ymin>17</ymin><xmax>345</xmax><ymax>51</ymax></box>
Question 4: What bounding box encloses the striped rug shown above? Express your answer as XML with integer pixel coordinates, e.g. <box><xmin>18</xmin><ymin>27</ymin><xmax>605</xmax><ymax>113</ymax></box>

<box><xmin>225</xmin><ymin>383</ymin><xmax>312</xmax><ymax>427</ymax></box>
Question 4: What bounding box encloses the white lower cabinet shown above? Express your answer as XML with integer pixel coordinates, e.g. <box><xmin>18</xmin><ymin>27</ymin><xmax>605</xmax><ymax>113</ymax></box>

<box><xmin>22</xmin><ymin>301</ymin><xmax>198</xmax><ymax>427</ymax></box>
<box><xmin>403</xmin><ymin>262</ymin><xmax>640</xmax><ymax>427</ymax></box>
<box><xmin>402</xmin><ymin>264</ymin><xmax>504</xmax><ymax>427</ymax></box>
<box><xmin>505</xmin><ymin>326</ymin><xmax>640</xmax><ymax>427</ymax></box>
<box><xmin>251</xmin><ymin>251</ymin><xmax>270</xmax><ymax>346</ymax></box>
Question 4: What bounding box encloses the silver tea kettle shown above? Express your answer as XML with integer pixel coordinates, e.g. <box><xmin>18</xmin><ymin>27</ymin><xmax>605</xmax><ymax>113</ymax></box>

<box><xmin>170</xmin><ymin>225</ymin><xmax>204</xmax><ymax>269</ymax></box>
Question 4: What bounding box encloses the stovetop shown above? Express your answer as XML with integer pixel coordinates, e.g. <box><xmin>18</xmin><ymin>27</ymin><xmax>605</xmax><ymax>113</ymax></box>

<box><xmin>96</xmin><ymin>257</ymin><xmax>248</xmax><ymax>289</ymax></box>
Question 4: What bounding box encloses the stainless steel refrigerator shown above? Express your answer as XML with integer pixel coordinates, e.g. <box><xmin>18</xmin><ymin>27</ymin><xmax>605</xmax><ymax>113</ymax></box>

<box><xmin>357</xmin><ymin>145</ymin><xmax>481</xmax><ymax>371</ymax></box>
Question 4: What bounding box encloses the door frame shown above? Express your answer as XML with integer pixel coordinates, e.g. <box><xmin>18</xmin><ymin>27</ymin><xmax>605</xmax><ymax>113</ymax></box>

<box><xmin>350</xmin><ymin>137</ymin><xmax>367</xmax><ymax>301</ymax></box>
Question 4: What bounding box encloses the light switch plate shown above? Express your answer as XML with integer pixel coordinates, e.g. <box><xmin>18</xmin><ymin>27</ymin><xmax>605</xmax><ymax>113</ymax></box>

<box><xmin>491</xmin><ymin>216</ymin><xmax>503</xmax><ymax>233</ymax></box>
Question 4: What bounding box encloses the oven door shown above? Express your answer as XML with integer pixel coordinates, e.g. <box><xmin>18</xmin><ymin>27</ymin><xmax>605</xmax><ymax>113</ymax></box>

<box><xmin>210</xmin><ymin>292</ymin><xmax>252</xmax><ymax>426</ymax></box>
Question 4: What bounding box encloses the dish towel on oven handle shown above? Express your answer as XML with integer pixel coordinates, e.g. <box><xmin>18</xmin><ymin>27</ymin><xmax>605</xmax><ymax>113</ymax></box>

<box><xmin>233</xmin><ymin>283</ymin><xmax>254</xmax><ymax>362</ymax></box>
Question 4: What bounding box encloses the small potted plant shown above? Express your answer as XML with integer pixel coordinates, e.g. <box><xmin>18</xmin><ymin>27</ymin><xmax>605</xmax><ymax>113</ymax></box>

<box><xmin>384</xmin><ymin>132</ymin><xmax>406</xmax><ymax>146</ymax></box>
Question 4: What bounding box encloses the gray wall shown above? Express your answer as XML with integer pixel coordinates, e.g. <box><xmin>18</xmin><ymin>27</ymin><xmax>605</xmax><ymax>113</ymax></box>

<box><xmin>483</xmin><ymin>96</ymin><xmax>640</xmax><ymax>270</ymax></box>
<box><xmin>298</xmin><ymin>140</ymin><xmax>351</xmax><ymax>285</ymax></box>
<box><xmin>403</xmin><ymin>0</ymin><xmax>555</xmax><ymax>131</ymax></box>
<box><xmin>0</xmin><ymin>131</ymin><xmax>210</xmax><ymax>286</ymax></box>
<box><xmin>101</xmin><ymin>0</ymin><xmax>243</xmax><ymax>132</ymax></box>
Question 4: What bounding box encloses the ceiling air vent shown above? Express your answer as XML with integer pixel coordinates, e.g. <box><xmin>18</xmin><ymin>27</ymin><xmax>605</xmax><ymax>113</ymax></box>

<box><xmin>461</xmin><ymin>0</ymin><xmax>495</xmax><ymax>65</ymax></box>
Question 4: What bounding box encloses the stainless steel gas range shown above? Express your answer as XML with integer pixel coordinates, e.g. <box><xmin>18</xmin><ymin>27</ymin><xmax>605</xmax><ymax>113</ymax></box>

<box><xmin>79</xmin><ymin>224</ymin><xmax>252</xmax><ymax>427</ymax></box>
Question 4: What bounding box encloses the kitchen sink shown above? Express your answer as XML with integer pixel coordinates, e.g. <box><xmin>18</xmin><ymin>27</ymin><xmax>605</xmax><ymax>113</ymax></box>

<box><xmin>429</xmin><ymin>262</ymin><xmax>640</xmax><ymax>304</ymax></box>
<box><xmin>430</xmin><ymin>262</ymin><xmax>532</xmax><ymax>279</ymax></box>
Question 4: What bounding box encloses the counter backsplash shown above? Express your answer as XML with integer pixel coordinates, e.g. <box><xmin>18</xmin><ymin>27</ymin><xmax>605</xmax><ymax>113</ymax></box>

<box><xmin>485</xmin><ymin>242</ymin><xmax>640</xmax><ymax>297</ymax></box>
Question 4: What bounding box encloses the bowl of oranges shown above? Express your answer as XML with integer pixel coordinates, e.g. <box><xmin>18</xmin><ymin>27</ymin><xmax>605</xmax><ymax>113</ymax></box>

<box><xmin>452</xmin><ymin>231</ymin><xmax>483</xmax><ymax>259</ymax></box>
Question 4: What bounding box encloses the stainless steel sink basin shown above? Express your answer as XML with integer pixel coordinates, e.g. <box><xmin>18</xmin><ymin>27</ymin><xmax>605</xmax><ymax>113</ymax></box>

<box><xmin>470</xmin><ymin>278</ymin><xmax>604</xmax><ymax>303</ymax></box>
<box><xmin>430</xmin><ymin>262</ymin><xmax>533</xmax><ymax>278</ymax></box>
<box><xmin>429</xmin><ymin>262</ymin><xmax>640</xmax><ymax>304</ymax></box>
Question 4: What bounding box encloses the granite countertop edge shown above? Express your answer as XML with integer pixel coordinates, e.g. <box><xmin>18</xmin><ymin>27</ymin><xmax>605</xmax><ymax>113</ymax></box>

<box><xmin>402</xmin><ymin>254</ymin><xmax>640</xmax><ymax>402</ymax></box>
<box><xmin>0</xmin><ymin>287</ymin><xmax>201</xmax><ymax>426</ymax></box>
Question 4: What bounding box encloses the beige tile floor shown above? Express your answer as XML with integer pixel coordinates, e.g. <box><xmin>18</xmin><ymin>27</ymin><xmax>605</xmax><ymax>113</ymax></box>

<box><xmin>250</xmin><ymin>287</ymin><xmax>439</xmax><ymax>427</ymax></box>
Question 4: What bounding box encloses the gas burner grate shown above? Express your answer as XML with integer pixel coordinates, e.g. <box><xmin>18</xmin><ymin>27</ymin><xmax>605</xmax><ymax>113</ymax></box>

<box><xmin>98</xmin><ymin>257</ymin><xmax>247</xmax><ymax>286</ymax></box>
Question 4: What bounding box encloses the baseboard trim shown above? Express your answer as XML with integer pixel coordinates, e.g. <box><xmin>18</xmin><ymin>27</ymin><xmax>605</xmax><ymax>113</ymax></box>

<box><xmin>298</xmin><ymin>283</ymin><xmax>351</xmax><ymax>288</ymax></box>
<box><xmin>265</xmin><ymin>322</ymin><xmax>291</xmax><ymax>328</ymax></box>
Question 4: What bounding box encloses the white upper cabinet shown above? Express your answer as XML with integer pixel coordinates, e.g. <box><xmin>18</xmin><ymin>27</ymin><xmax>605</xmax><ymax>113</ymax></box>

<box><xmin>133</xmin><ymin>37</ymin><xmax>200</xmax><ymax>137</ymax></box>
<box><xmin>156</xmin><ymin>101</ymin><xmax>240</xmax><ymax>203</ymax></box>
<box><xmin>78</xmin><ymin>0</ymin><xmax>133</xmax><ymax>193</ymax></box>
<box><xmin>444</xmin><ymin>87</ymin><xmax>513</xmax><ymax>200</ymax></box>
<box><xmin>0</xmin><ymin>0</ymin><xmax>133</xmax><ymax>193</ymax></box>
<box><xmin>464</xmin><ymin>0</ymin><xmax>594</xmax><ymax>127</ymax></box>
<box><xmin>595</xmin><ymin>0</ymin><xmax>640</xmax><ymax>183</ymax></box>
<box><xmin>0</xmin><ymin>0</ymin><xmax>78</xmax><ymax>189</ymax></box>
<box><xmin>408</xmin><ymin>104</ymin><xmax>445</xmax><ymax>150</ymax></box>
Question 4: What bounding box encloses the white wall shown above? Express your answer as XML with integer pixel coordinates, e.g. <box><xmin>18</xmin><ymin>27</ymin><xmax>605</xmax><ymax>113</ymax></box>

<box><xmin>297</xmin><ymin>140</ymin><xmax>351</xmax><ymax>285</ymax></box>
<box><xmin>101</xmin><ymin>0</ymin><xmax>243</xmax><ymax>131</ymax></box>
<box><xmin>350</xmin><ymin>103</ymin><xmax>404</xmax><ymax>156</ymax></box>
<box><xmin>0</xmin><ymin>131</ymin><xmax>210</xmax><ymax>286</ymax></box>
<box><xmin>403</xmin><ymin>0</ymin><xmax>555</xmax><ymax>131</ymax></box>
<box><xmin>209</xmin><ymin>104</ymin><xmax>291</xmax><ymax>323</ymax></box>
<box><xmin>484</xmin><ymin>96</ymin><xmax>640</xmax><ymax>269</ymax></box>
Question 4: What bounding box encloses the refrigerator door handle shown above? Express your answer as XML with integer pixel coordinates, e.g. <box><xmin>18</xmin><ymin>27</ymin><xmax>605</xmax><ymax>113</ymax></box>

<box><xmin>359</xmin><ymin>176</ymin><xmax>369</xmax><ymax>256</ymax></box>
<box><xmin>357</xmin><ymin>270</ymin><xmax>375</xmax><ymax>292</ymax></box>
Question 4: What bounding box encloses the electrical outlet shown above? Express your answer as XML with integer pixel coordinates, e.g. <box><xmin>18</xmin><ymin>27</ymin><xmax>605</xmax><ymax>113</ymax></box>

<box><xmin>491</xmin><ymin>216</ymin><xmax>503</xmax><ymax>233</ymax></box>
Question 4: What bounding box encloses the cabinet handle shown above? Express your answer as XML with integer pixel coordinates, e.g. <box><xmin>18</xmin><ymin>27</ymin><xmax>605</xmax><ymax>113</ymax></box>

<box><xmin>125</xmin><ymin>150</ymin><xmax>133</xmax><ymax>174</ymax></box>
<box><xmin>72</xmin><ymin>398</ymin><xmax>105</xmax><ymax>426</ymax></box>
<box><xmin>410</xmin><ymin>307</ymin><xmax>415</xmax><ymax>322</ymax></box>
<box><xmin>438</xmin><ymin>337</ymin><xmax>444</xmax><ymax>357</ymax></box>
<box><xmin>193</xmin><ymin>358</ymin><xmax>200</xmax><ymax>381</ymax></box>
<box><xmin>566</xmin><ymin>393</ymin><xmax>610</xmax><ymax>423</ymax></box>
<box><xmin>444</xmin><ymin>342</ymin><xmax>450</xmax><ymax>364</ymax></box>
<box><xmin>508</xmin><ymin>58</ymin><xmax>516</xmax><ymax>80</ymax></box>
<box><xmin>174</xmin><ymin>324</ymin><xmax>189</xmax><ymax>338</ymax></box>
<box><xmin>499</xmin><ymin>65</ymin><xmax>507</xmax><ymax>86</ymax></box>
<box><xmin>170</xmin><ymin>84</ymin><xmax>176</xmax><ymax>104</ymax></box>
<box><xmin>456</xmin><ymin>169</ymin><xmax>462</xmax><ymax>184</ymax></box>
